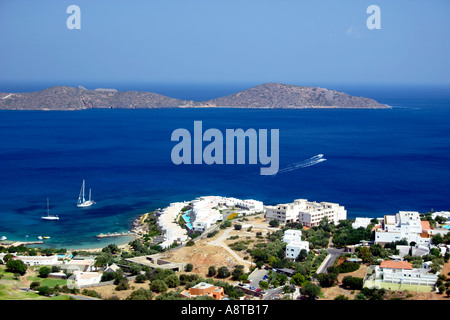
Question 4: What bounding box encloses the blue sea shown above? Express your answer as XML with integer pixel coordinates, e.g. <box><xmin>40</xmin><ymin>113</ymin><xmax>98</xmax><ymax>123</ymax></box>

<box><xmin>0</xmin><ymin>84</ymin><xmax>450</xmax><ymax>249</ymax></box>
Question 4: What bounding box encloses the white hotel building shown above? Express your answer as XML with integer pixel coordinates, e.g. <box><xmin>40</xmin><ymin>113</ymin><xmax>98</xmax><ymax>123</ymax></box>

<box><xmin>157</xmin><ymin>201</ymin><xmax>189</xmax><ymax>248</ymax></box>
<box><xmin>191</xmin><ymin>197</ymin><xmax>223</xmax><ymax>232</ymax></box>
<box><xmin>190</xmin><ymin>196</ymin><xmax>264</xmax><ymax>232</ymax></box>
<box><xmin>265</xmin><ymin>198</ymin><xmax>347</xmax><ymax>227</ymax></box>
<box><xmin>374</xmin><ymin>211</ymin><xmax>430</xmax><ymax>246</ymax></box>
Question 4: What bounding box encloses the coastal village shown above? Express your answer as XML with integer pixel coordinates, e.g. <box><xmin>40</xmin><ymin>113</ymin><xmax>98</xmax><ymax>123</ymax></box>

<box><xmin>1</xmin><ymin>195</ymin><xmax>450</xmax><ymax>301</ymax></box>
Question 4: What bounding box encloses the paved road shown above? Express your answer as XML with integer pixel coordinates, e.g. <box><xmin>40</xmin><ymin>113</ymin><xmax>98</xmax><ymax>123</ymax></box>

<box><xmin>316</xmin><ymin>248</ymin><xmax>344</xmax><ymax>274</ymax></box>
<box><xmin>262</xmin><ymin>286</ymin><xmax>284</xmax><ymax>300</ymax></box>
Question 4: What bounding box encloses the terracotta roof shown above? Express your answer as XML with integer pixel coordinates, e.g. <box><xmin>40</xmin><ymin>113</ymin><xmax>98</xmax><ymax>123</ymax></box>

<box><xmin>380</xmin><ymin>260</ymin><xmax>412</xmax><ymax>270</ymax></box>
<box><xmin>420</xmin><ymin>231</ymin><xmax>430</xmax><ymax>238</ymax></box>
<box><xmin>421</xmin><ymin>221</ymin><xmax>431</xmax><ymax>230</ymax></box>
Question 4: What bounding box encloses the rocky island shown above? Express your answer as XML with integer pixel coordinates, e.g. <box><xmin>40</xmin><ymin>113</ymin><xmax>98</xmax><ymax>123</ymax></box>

<box><xmin>0</xmin><ymin>82</ymin><xmax>389</xmax><ymax>110</ymax></box>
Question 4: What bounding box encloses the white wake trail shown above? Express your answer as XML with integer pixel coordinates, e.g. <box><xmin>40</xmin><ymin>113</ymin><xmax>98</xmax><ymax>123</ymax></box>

<box><xmin>278</xmin><ymin>154</ymin><xmax>326</xmax><ymax>174</ymax></box>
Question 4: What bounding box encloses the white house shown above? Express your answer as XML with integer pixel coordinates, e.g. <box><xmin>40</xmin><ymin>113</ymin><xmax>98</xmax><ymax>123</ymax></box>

<box><xmin>432</xmin><ymin>211</ymin><xmax>450</xmax><ymax>222</ymax></box>
<box><xmin>373</xmin><ymin>260</ymin><xmax>438</xmax><ymax>287</ymax></box>
<box><xmin>72</xmin><ymin>271</ymin><xmax>102</xmax><ymax>288</ymax></box>
<box><xmin>104</xmin><ymin>263</ymin><xmax>120</xmax><ymax>273</ymax></box>
<box><xmin>65</xmin><ymin>258</ymin><xmax>96</xmax><ymax>272</ymax></box>
<box><xmin>352</xmin><ymin>217</ymin><xmax>373</xmax><ymax>229</ymax></box>
<box><xmin>266</xmin><ymin>198</ymin><xmax>347</xmax><ymax>227</ymax></box>
<box><xmin>282</xmin><ymin>229</ymin><xmax>309</xmax><ymax>260</ymax></box>
<box><xmin>14</xmin><ymin>255</ymin><xmax>59</xmax><ymax>266</ymax></box>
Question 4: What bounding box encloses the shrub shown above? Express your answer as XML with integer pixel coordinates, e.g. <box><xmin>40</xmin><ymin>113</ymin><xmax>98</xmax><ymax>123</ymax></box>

<box><xmin>115</xmin><ymin>279</ymin><xmax>130</xmax><ymax>291</ymax></box>
<box><xmin>336</xmin><ymin>262</ymin><xmax>360</xmax><ymax>274</ymax></box>
<box><xmin>186</xmin><ymin>240</ymin><xmax>195</xmax><ymax>246</ymax></box>
<box><xmin>164</xmin><ymin>274</ymin><xmax>180</xmax><ymax>288</ymax></box>
<box><xmin>82</xmin><ymin>289</ymin><xmax>101</xmax><ymax>298</ymax></box>
<box><xmin>128</xmin><ymin>288</ymin><xmax>153</xmax><ymax>300</ymax></box>
<box><xmin>150</xmin><ymin>279</ymin><xmax>168</xmax><ymax>293</ymax></box>
<box><xmin>135</xmin><ymin>274</ymin><xmax>147</xmax><ymax>283</ymax></box>
<box><xmin>30</xmin><ymin>281</ymin><xmax>41</xmax><ymax>290</ymax></box>
<box><xmin>269</xmin><ymin>220</ymin><xmax>280</xmax><ymax>228</ymax></box>
<box><xmin>342</xmin><ymin>276</ymin><xmax>364</xmax><ymax>290</ymax></box>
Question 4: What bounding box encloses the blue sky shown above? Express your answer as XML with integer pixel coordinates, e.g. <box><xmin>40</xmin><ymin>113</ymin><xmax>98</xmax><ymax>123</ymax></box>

<box><xmin>0</xmin><ymin>0</ymin><xmax>449</xmax><ymax>91</ymax></box>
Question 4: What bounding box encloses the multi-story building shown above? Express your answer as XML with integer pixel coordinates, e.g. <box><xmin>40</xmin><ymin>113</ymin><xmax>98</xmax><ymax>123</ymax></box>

<box><xmin>282</xmin><ymin>229</ymin><xmax>309</xmax><ymax>260</ymax></box>
<box><xmin>191</xmin><ymin>197</ymin><xmax>223</xmax><ymax>232</ymax></box>
<box><xmin>374</xmin><ymin>211</ymin><xmax>430</xmax><ymax>246</ymax></box>
<box><xmin>372</xmin><ymin>260</ymin><xmax>438</xmax><ymax>287</ymax></box>
<box><xmin>157</xmin><ymin>202</ymin><xmax>189</xmax><ymax>248</ymax></box>
<box><xmin>265</xmin><ymin>198</ymin><xmax>347</xmax><ymax>227</ymax></box>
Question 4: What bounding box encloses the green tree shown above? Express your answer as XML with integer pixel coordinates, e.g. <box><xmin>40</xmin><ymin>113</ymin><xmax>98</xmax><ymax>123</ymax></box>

<box><xmin>135</xmin><ymin>274</ymin><xmax>147</xmax><ymax>283</ymax></box>
<box><xmin>300</xmin><ymin>283</ymin><xmax>321</xmax><ymax>300</ymax></box>
<box><xmin>185</xmin><ymin>263</ymin><xmax>193</xmax><ymax>272</ymax></box>
<box><xmin>30</xmin><ymin>281</ymin><xmax>41</xmax><ymax>290</ymax></box>
<box><xmin>207</xmin><ymin>266</ymin><xmax>216</xmax><ymax>277</ymax></box>
<box><xmin>316</xmin><ymin>273</ymin><xmax>337</xmax><ymax>288</ymax></box>
<box><xmin>357</xmin><ymin>247</ymin><xmax>372</xmax><ymax>263</ymax></box>
<box><xmin>150</xmin><ymin>279</ymin><xmax>168</xmax><ymax>293</ymax></box>
<box><xmin>129</xmin><ymin>264</ymin><xmax>142</xmax><ymax>276</ymax></box>
<box><xmin>37</xmin><ymin>285</ymin><xmax>53</xmax><ymax>296</ymax></box>
<box><xmin>38</xmin><ymin>266</ymin><xmax>51</xmax><ymax>278</ymax></box>
<box><xmin>269</xmin><ymin>220</ymin><xmax>280</xmax><ymax>228</ymax></box>
<box><xmin>259</xmin><ymin>281</ymin><xmax>269</xmax><ymax>290</ymax></box>
<box><xmin>127</xmin><ymin>288</ymin><xmax>153</xmax><ymax>300</ymax></box>
<box><xmin>102</xmin><ymin>243</ymin><xmax>120</xmax><ymax>254</ymax></box>
<box><xmin>164</xmin><ymin>274</ymin><xmax>180</xmax><ymax>288</ymax></box>
<box><xmin>6</xmin><ymin>259</ymin><xmax>27</xmax><ymax>275</ymax></box>
<box><xmin>290</xmin><ymin>273</ymin><xmax>306</xmax><ymax>286</ymax></box>
<box><xmin>296</xmin><ymin>249</ymin><xmax>308</xmax><ymax>262</ymax></box>
<box><xmin>232</xmin><ymin>265</ymin><xmax>245</xmax><ymax>280</ymax></box>
<box><xmin>217</xmin><ymin>266</ymin><xmax>231</xmax><ymax>278</ymax></box>
<box><xmin>432</xmin><ymin>233</ymin><xmax>443</xmax><ymax>246</ymax></box>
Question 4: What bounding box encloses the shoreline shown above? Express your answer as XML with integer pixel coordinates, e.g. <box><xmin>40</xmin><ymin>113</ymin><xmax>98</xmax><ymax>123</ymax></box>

<box><xmin>1</xmin><ymin>212</ymin><xmax>150</xmax><ymax>253</ymax></box>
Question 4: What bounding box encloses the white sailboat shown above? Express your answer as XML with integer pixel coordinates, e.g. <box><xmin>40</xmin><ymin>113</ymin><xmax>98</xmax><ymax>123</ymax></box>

<box><xmin>77</xmin><ymin>179</ymin><xmax>95</xmax><ymax>207</ymax></box>
<box><xmin>41</xmin><ymin>198</ymin><xmax>59</xmax><ymax>220</ymax></box>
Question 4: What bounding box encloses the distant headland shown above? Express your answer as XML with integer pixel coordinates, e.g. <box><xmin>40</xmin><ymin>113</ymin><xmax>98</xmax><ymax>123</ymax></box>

<box><xmin>0</xmin><ymin>82</ymin><xmax>389</xmax><ymax>110</ymax></box>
